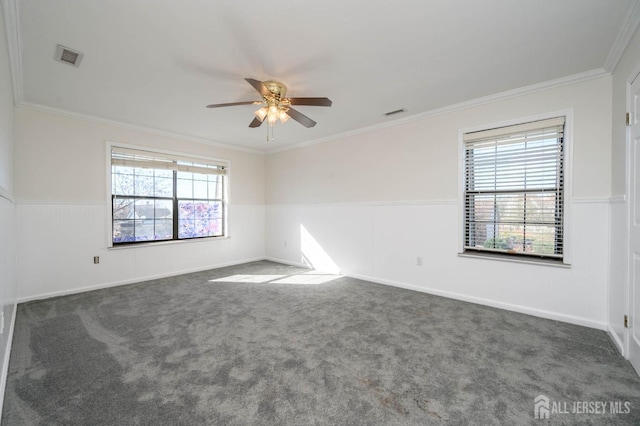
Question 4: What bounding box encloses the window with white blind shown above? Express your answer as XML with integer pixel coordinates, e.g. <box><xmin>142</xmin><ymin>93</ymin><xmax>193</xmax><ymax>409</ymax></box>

<box><xmin>110</xmin><ymin>146</ymin><xmax>228</xmax><ymax>245</ymax></box>
<box><xmin>463</xmin><ymin>117</ymin><xmax>565</xmax><ymax>261</ymax></box>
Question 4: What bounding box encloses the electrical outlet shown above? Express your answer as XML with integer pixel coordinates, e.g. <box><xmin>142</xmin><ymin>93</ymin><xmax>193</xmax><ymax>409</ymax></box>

<box><xmin>416</xmin><ymin>257</ymin><xmax>423</xmax><ymax>266</ymax></box>
<box><xmin>93</xmin><ymin>256</ymin><xmax>100</xmax><ymax>264</ymax></box>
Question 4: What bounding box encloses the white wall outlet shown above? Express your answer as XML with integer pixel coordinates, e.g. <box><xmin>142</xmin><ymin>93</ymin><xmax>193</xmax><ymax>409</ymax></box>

<box><xmin>416</xmin><ymin>257</ymin><xmax>423</xmax><ymax>266</ymax></box>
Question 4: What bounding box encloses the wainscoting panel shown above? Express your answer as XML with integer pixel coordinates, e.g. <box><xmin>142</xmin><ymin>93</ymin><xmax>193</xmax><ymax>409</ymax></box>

<box><xmin>266</xmin><ymin>200</ymin><xmax>609</xmax><ymax>329</ymax></box>
<box><xmin>609</xmin><ymin>198</ymin><xmax>628</xmax><ymax>353</ymax></box>
<box><xmin>0</xmin><ymin>196</ymin><xmax>17</xmax><ymax>414</ymax></box>
<box><xmin>16</xmin><ymin>203</ymin><xmax>265</xmax><ymax>301</ymax></box>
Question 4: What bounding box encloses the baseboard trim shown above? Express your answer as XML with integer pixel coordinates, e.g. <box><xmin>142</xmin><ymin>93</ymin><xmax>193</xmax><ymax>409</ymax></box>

<box><xmin>16</xmin><ymin>255</ymin><xmax>608</xmax><ymax>329</ymax></box>
<box><xmin>265</xmin><ymin>258</ymin><xmax>608</xmax><ymax>330</ymax></box>
<box><xmin>264</xmin><ymin>256</ymin><xmax>309</xmax><ymax>269</ymax></box>
<box><xmin>607</xmin><ymin>324</ymin><xmax>626</xmax><ymax>355</ymax></box>
<box><xmin>17</xmin><ymin>257</ymin><xmax>266</xmax><ymax>303</ymax></box>
<box><xmin>0</xmin><ymin>302</ymin><xmax>18</xmax><ymax>420</ymax></box>
<box><xmin>346</xmin><ymin>272</ymin><xmax>607</xmax><ymax>331</ymax></box>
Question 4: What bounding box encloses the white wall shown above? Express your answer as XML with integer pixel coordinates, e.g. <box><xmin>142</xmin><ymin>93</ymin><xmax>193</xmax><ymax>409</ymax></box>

<box><xmin>0</xmin><ymin>0</ymin><xmax>17</xmax><ymax>414</ymax></box>
<box><xmin>11</xmin><ymin>64</ymin><xmax>616</xmax><ymax>333</ymax></box>
<box><xmin>266</xmin><ymin>77</ymin><xmax>613</xmax><ymax>329</ymax></box>
<box><xmin>609</xmin><ymin>25</ymin><xmax>640</xmax><ymax>351</ymax></box>
<box><xmin>14</xmin><ymin>107</ymin><xmax>266</xmax><ymax>300</ymax></box>
<box><xmin>0</xmin><ymin>5</ymin><xmax>11</xmax><ymax>198</ymax></box>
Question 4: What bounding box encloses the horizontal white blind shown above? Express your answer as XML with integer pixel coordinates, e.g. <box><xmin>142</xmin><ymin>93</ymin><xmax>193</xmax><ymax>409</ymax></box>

<box><xmin>464</xmin><ymin>117</ymin><xmax>565</xmax><ymax>143</ymax></box>
<box><xmin>111</xmin><ymin>146</ymin><xmax>227</xmax><ymax>175</ymax></box>
<box><xmin>463</xmin><ymin>117</ymin><xmax>565</xmax><ymax>259</ymax></box>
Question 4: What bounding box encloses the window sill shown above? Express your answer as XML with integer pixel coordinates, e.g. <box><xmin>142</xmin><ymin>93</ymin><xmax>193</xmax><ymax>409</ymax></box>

<box><xmin>108</xmin><ymin>235</ymin><xmax>230</xmax><ymax>250</ymax></box>
<box><xmin>457</xmin><ymin>251</ymin><xmax>570</xmax><ymax>268</ymax></box>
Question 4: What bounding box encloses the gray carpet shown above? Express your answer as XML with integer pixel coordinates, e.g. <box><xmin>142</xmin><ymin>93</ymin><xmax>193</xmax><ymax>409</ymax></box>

<box><xmin>2</xmin><ymin>260</ymin><xmax>640</xmax><ymax>425</ymax></box>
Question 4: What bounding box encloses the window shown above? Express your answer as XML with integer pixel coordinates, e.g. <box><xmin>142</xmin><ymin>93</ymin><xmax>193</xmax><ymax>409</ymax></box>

<box><xmin>463</xmin><ymin>117</ymin><xmax>565</xmax><ymax>261</ymax></box>
<box><xmin>110</xmin><ymin>146</ymin><xmax>227</xmax><ymax>245</ymax></box>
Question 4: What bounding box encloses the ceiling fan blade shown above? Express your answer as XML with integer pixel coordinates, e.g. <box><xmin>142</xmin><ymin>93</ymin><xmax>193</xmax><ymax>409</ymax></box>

<box><xmin>245</xmin><ymin>78</ymin><xmax>271</xmax><ymax>98</ymax></box>
<box><xmin>288</xmin><ymin>97</ymin><xmax>332</xmax><ymax>107</ymax></box>
<box><xmin>286</xmin><ymin>107</ymin><xmax>317</xmax><ymax>128</ymax></box>
<box><xmin>206</xmin><ymin>101</ymin><xmax>258</xmax><ymax>108</ymax></box>
<box><xmin>249</xmin><ymin>117</ymin><xmax>263</xmax><ymax>128</ymax></box>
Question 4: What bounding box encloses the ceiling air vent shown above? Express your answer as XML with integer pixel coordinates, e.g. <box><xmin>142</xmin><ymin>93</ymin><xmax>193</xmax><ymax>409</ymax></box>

<box><xmin>384</xmin><ymin>108</ymin><xmax>406</xmax><ymax>117</ymax></box>
<box><xmin>55</xmin><ymin>45</ymin><xmax>84</xmax><ymax>67</ymax></box>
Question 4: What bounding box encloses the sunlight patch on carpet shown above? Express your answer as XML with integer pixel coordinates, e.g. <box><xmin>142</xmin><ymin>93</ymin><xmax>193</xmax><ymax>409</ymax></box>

<box><xmin>209</xmin><ymin>273</ymin><xmax>342</xmax><ymax>285</ymax></box>
<box><xmin>271</xmin><ymin>274</ymin><xmax>342</xmax><ymax>285</ymax></box>
<box><xmin>209</xmin><ymin>274</ymin><xmax>286</xmax><ymax>283</ymax></box>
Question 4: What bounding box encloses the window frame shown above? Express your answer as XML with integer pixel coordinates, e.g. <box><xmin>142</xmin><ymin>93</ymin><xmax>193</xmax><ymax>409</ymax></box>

<box><xmin>457</xmin><ymin>111</ymin><xmax>573</xmax><ymax>266</ymax></box>
<box><xmin>106</xmin><ymin>142</ymin><xmax>230</xmax><ymax>248</ymax></box>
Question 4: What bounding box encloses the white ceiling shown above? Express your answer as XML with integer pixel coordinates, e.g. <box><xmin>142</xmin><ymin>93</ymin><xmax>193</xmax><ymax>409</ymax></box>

<box><xmin>11</xmin><ymin>0</ymin><xmax>638</xmax><ymax>152</ymax></box>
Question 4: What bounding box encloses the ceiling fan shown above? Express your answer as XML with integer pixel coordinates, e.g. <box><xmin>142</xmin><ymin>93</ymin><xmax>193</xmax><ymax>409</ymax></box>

<box><xmin>206</xmin><ymin>78</ymin><xmax>332</xmax><ymax>129</ymax></box>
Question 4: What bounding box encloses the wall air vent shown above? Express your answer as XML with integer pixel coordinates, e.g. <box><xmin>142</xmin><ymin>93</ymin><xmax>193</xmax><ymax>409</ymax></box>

<box><xmin>384</xmin><ymin>108</ymin><xmax>406</xmax><ymax>116</ymax></box>
<box><xmin>55</xmin><ymin>45</ymin><xmax>84</xmax><ymax>67</ymax></box>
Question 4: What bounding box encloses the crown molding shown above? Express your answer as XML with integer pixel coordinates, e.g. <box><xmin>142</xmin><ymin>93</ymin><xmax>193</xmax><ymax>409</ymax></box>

<box><xmin>5</xmin><ymin>0</ymin><xmax>623</xmax><ymax>157</ymax></box>
<box><xmin>604</xmin><ymin>0</ymin><xmax>640</xmax><ymax>73</ymax></box>
<box><xmin>2</xmin><ymin>0</ymin><xmax>261</xmax><ymax>156</ymax></box>
<box><xmin>266</xmin><ymin>68</ymin><xmax>609</xmax><ymax>155</ymax></box>
<box><xmin>1</xmin><ymin>0</ymin><xmax>23</xmax><ymax>104</ymax></box>
<box><xmin>17</xmin><ymin>102</ymin><xmax>265</xmax><ymax>155</ymax></box>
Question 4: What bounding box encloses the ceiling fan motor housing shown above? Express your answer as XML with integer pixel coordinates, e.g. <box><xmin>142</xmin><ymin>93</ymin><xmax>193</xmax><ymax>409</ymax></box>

<box><xmin>206</xmin><ymin>78</ymin><xmax>331</xmax><ymax>130</ymax></box>
<box><xmin>263</xmin><ymin>81</ymin><xmax>288</xmax><ymax>100</ymax></box>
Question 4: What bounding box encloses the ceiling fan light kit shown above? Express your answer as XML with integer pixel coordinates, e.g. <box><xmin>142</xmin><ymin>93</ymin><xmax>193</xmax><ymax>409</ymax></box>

<box><xmin>206</xmin><ymin>78</ymin><xmax>332</xmax><ymax>141</ymax></box>
<box><xmin>254</xmin><ymin>107</ymin><xmax>268</xmax><ymax>122</ymax></box>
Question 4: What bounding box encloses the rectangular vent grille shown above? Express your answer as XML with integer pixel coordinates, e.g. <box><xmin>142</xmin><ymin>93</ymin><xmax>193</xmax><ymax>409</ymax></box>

<box><xmin>384</xmin><ymin>108</ymin><xmax>406</xmax><ymax>116</ymax></box>
<box><xmin>60</xmin><ymin>49</ymin><xmax>78</xmax><ymax>64</ymax></box>
<box><xmin>55</xmin><ymin>45</ymin><xmax>83</xmax><ymax>67</ymax></box>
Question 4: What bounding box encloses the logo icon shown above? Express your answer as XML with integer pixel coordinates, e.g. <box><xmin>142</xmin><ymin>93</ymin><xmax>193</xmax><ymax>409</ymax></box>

<box><xmin>534</xmin><ymin>395</ymin><xmax>550</xmax><ymax>419</ymax></box>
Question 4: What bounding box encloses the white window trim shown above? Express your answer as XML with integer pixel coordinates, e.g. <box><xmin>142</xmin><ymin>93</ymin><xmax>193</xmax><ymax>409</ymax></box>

<box><xmin>105</xmin><ymin>141</ymin><xmax>231</xmax><ymax>248</ymax></box>
<box><xmin>457</xmin><ymin>110</ymin><xmax>573</xmax><ymax>266</ymax></box>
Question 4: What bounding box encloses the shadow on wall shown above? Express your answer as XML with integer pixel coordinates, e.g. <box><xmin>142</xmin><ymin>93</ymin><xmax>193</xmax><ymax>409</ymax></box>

<box><xmin>300</xmin><ymin>224</ymin><xmax>340</xmax><ymax>274</ymax></box>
